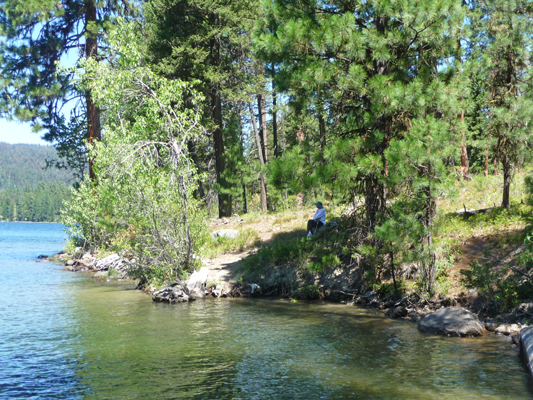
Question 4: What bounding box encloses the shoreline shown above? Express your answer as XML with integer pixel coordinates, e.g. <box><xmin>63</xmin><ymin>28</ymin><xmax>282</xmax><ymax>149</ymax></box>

<box><xmin>47</xmin><ymin>249</ymin><xmax>529</xmax><ymax>339</ymax></box>
<box><xmin>1</xmin><ymin>221</ymin><xmax>63</xmax><ymax>224</ymax></box>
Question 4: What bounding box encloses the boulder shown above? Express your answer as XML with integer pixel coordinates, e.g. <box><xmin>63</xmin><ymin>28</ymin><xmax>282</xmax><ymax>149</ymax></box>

<box><xmin>418</xmin><ymin>307</ymin><xmax>485</xmax><ymax>337</ymax></box>
<box><xmin>92</xmin><ymin>254</ymin><xmax>121</xmax><ymax>271</ymax></box>
<box><xmin>520</xmin><ymin>327</ymin><xmax>533</xmax><ymax>378</ymax></box>
<box><xmin>495</xmin><ymin>324</ymin><xmax>521</xmax><ymax>336</ymax></box>
<box><xmin>386</xmin><ymin>306</ymin><xmax>408</xmax><ymax>319</ymax></box>
<box><xmin>152</xmin><ymin>282</ymin><xmax>192</xmax><ymax>303</ymax></box>
<box><xmin>186</xmin><ymin>267</ymin><xmax>209</xmax><ymax>299</ymax></box>
<box><xmin>211</xmin><ymin>229</ymin><xmax>240</xmax><ymax>240</ymax></box>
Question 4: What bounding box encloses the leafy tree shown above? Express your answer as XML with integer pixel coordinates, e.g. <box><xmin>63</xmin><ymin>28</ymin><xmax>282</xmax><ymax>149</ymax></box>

<box><xmin>63</xmin><ymin>22</ymin><xmax>206</xmax><ymax>282</ymax></box>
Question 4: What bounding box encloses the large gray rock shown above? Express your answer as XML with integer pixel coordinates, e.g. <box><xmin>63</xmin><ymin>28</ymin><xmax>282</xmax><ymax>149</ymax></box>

<box><xmin>211</xmin><ymin>229</ymin><xmax>240</xmax><ymax>240</ymax></box>
<box><xmin>186</xmin><ymin>267</ymin><xmax>208</xmax><ymax>299</ymax></box>
<box><xmin>418</xmin><ymin>307</ymin><xmax>485</xmax><ymax>337</ymax></box>
<box><xmin>152</xmin><ymin>282</ymin><xmax>192</xmax><ymax>303</ymax></box>
<box><xmin>520</xmin><ymin>327</ymin><xmax>533</xmax><ymax>378</ymax></box>
<box><xmin>92</xmin><ymin>254</ymin><xmax>121</xmax><ymax>271</ymax></box>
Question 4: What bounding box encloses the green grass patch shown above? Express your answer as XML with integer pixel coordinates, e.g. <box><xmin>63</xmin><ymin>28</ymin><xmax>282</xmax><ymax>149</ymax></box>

<box><xmin>202</xmin><ymin>228</ymin><xmax>260</xmax><ymax>258</ymax></box>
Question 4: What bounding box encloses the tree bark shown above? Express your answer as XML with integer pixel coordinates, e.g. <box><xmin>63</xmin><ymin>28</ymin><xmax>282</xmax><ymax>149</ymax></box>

<box><xmin>273</xmin><ymin>92</ymin><xmax>278</xmax><ymax>158</ymax></box>
<box><xmin>242</xmin><ymin>184</ymin><xmax>248</xmax><ymax>214</ymax></box>
<box><xmin>502</xmin><ymin>153</ymin><xmax>511</xmax><ymax>210</ymax></box>
<box><xmin>248</xmin><ymin>102</ymin><xmax>267</xmax><ymax>212</ymax></box>
<box><xmin>210</xmin><ymin>13</ymin><xmax>231</xmax><ymax>218</ymax></box>
<box><xmin>85</xmin><ymin>0</ymin><xmax>101</xmax><ymax>181</ymax></box>
<box><xmin>484</xmin><ymin>133</ymin><xmax>490</xmax><ymax>178</ymax></box>
<box><xmin>257</xmin><ymin>93</ymin><xmax>268</xmax><ymax>163</ymax></box>
<box><xmin>460</xmin><ymin>111</ymin><xmax>471</xmax><ymax>180</ymax></box>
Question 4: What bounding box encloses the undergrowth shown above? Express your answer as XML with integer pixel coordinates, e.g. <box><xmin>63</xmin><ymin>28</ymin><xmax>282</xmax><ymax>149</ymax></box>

<box><xmin>202</xmin><ymin>228</ymin><xmax>260</xmax><ymax>258</ymax></box>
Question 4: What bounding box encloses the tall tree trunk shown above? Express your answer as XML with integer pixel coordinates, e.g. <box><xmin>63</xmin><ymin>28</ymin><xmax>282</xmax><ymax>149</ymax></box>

<box><xmin>460</xmin><ymin>111</ymin><xmax>471</xmax><ymax>180</ymax></box>
<box><xmin>423</xmin><ymin>175</ymin><xmax>436</xmax><ymax>295</ymax></box>
<box><xmin>248</xmin><ymin>102</ymin><xmax>267</xmax><ymax>212</ymax></box>
<box><xmin>210</xmin><ymin>13</ymin><xmax>231</xmax><ymax>218</ymax></box>
<box><xmin>242</xmin><ymin>184</ymin><xmax>248</xmax><ymax>214</ymax></box>
<box><xmin>257</xmin><ymin>93</ymin><xmax>268</xmax><ymax>163</ymax></box>
<box><xmin>272</xmin><ymin>63</ymin><xmax>278</xmax><ymax>158</ymax></box>
<box><xmin>318</xmin><ymin>114</ymin><xmax>326</xmax><ymax>152</ymax></box>
<box><xmin>213</xmin><ymin>86</ymin><xmax>231</xmax><ymax>217</ymax></box>
<box><xmin>272</xmin><ymin>94</ymin><xmax>278</xmax><ymax>158</ymax></box>
<box><xmin>484</xmin><ymin>134</ymin><xmax>490</xmax><ymax>178</ymax></box>
<box><xmin>502</xmin><ymin>153</ymin><xmax>511</xmax><ymax>210</ymax></box>
<box><xmin>85</xmin><ymin>0</ymin><xmax>101</xmax><ymax>181</ymax></box>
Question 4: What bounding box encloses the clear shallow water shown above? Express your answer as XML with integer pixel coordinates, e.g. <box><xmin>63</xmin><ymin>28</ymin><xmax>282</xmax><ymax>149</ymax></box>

<box><xmin>1</xmin><ymin>223</ymin><xmax>533</xmax><ymax>399</ymax></box>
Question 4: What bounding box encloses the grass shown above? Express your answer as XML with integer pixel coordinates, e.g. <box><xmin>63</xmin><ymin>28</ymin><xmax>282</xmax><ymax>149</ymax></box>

<box><xmin>202</xmin><ymin>227</ymin><xmax>261</xmax><ymax>258</ymax></box>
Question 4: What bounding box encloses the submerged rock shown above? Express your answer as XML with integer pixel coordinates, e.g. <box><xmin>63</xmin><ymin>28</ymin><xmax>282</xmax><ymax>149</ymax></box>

<box><xmin>152</xmin><ymin>282</ymin><xmax>192</xmax><ymax>303</ymax></box>
<box><xmin>418</xmin><ymin>307</ymin><xmax>485</xmax><ymax>337</ymax></box>
<box><xmin>386</xmin><ymin>306</ymin><xmax>408</xmax><ymax>319</ymax></box>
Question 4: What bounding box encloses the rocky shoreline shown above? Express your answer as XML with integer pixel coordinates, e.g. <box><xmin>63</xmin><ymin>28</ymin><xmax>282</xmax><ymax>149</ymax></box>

<box><xmin>44</xmin><ymin>249</ymin><xmax>532</xmax><ymax>341</ymax></box>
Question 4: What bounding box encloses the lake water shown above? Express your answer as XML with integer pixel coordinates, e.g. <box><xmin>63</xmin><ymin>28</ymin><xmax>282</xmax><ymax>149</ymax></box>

<box><xmin>1</xmin><ymin>222</ymin><xmax>533</xmax><ymax>399</ymax></box>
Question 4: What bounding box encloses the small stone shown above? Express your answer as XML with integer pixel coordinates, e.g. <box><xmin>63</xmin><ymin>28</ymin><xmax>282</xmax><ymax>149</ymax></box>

<box><xmin>211</xmin><ymin>229</ymin><xmax>240</xmax><ymax>240</ymax></box>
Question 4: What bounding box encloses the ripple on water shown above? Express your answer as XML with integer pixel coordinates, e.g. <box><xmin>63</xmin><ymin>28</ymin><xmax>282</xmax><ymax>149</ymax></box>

<box><xmin>2</xmin><ymin>224</ymin><xmax>533</xmax><ymax>399</ymax></box>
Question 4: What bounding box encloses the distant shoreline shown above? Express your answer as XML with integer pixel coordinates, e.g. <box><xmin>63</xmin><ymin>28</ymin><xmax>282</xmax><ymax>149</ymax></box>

<box><xmin>0</xmin><ymin>221</ymin><xmax>62</xmax><ymax>224</ymax></box>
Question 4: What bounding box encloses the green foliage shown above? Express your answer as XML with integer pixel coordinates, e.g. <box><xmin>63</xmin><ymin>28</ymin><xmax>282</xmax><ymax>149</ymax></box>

<box><xmin>240</xmin><ymin>223</ymin><xmax>346</xmax><ymax>281</ymax></box>
<box><xmin>460</xmin><ymin>259</ymin><xmax>519</xmax><ymax>311</ymax></box>
<box><xmin>62</xmin><ymin>22</ymin><xmax>207</xmax><ymax>284</ymax></box>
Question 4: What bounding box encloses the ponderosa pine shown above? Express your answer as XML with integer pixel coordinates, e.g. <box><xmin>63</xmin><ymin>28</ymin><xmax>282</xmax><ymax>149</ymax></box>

<box><xmin>256</xmin><ymin>0</ymin><xmax>466</xmax><ymax>293</ymax></box>
<box><xmin>0</xmin><ymin>0</ymin><xmax>135</xmax><ymax>180</ymax></box>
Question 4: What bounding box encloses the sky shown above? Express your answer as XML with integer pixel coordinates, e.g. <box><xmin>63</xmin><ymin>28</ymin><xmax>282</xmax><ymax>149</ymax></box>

<box><xmin>0</xmin><ymin>119</ymin><xmax>49</xmax><ymax>146</ymax></box>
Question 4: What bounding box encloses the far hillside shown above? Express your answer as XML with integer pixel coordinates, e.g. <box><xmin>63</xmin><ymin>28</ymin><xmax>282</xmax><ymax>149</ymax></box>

<box><xmin>0</xmin><ymin>142</ymin><xmax>76</xmax><ymax>222</ymax></box>
<box><xmin>0</xmin><ymin>142</ymin><xmax>75</xmax><ymax>189</ymax></box>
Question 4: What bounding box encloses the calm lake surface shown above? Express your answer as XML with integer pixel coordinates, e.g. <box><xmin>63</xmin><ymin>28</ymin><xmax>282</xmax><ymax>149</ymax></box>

<box><xmin>1</xmin><ymin>222</ymin><xmax>533</xmax><ymax>399</ymax></box>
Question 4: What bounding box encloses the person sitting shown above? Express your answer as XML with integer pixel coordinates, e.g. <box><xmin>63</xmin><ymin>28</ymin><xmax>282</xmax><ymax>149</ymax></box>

<box><xmin>307</xmin><ymin>201</ymin><xmax>326</xmax><ymax>237</ymax></box>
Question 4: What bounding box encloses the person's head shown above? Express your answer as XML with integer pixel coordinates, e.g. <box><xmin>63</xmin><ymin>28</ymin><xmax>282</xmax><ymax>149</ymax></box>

<box><xmin>313</xmin><ymin>201</ymin><xmax>323</xmax><ymax>209</ymax></box>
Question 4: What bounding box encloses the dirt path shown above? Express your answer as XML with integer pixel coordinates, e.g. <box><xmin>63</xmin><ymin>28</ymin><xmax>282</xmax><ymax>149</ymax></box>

<box><xmin>203</xmin><ymin>210</ymin><xmax>311</xmax><ymax>286</ymax></box>
<box><xmin>205</xmin><ymin>250</ymin><xmax>251</xmax><ymax>285</ymax></box>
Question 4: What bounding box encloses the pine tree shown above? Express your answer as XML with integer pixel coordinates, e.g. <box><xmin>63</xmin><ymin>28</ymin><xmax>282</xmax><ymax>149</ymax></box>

<box><xmin>472</xmin><ymin>0</ymin><xmax>533</xmax><ymax>209</ymax></box>
<box><xmin>257</xmin><ymin>0</ymin><xmax>466</xmax><ymax>292</ymax></box>
<box><xmin>144</xmin><ymin>0</ymin><xmax>261</xmax><ymax>217</ymax></box>
<box><xmin>0</xmin><ymin>0</ymin><xmax>136</xmax><ymax>179</ymax></box>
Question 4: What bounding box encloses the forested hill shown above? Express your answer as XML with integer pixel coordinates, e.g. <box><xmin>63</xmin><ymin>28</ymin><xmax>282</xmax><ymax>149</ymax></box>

<box><xmin>0</xmin><ymin>142</ymin><xmax>74</xmax><ymax>189</ymax></box>
<box><xmin>0</xmin><ymin>142</ymin><xmax>74</xmax><ymax>222</ymax></box>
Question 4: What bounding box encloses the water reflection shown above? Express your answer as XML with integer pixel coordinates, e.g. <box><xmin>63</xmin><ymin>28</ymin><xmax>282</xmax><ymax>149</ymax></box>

<box><xmin>1</xmin><ymin>222</ymin><xmax>532</xmax><ymax>399</ymax></box>
<box><xmin>69</xmin><ymin>288</ymin><xmax>533</xmax><ymax>400</ymax></box>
